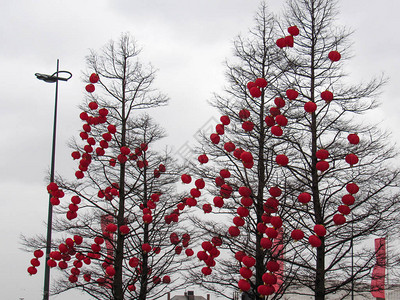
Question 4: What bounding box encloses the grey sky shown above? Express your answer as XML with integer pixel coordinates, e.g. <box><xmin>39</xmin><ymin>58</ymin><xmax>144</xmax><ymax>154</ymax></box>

<box><xmin>0</xmin><ymin>0</ymin><xmax>398</xmax><ymax>299</ymax></box>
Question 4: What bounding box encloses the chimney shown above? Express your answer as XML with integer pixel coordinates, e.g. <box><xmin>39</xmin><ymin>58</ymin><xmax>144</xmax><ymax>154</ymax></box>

<box><xmin>207</xmin><ymin>294</ymin><xmax>210</xmax><ymax>300</ymax></box>
<box><xmin>188</xmin><ymin>290</ymin><xmax>194</xmax><ymax>300</ymax></box>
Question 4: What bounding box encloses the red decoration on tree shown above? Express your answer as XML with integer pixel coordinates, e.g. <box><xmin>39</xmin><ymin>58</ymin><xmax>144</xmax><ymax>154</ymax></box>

<box><xmin>328</xmin><ymin>50</ymin><xmax>341</xmax><ymax>62</ymax></box>
<box><xmin>304</xmin><ymin>101</ymin><xmax>317</xmax><ymax>113</ymax></box>
<box><xmin>338</xmin><ymin>205</ymin><xmax>351</xmax><ymax>215</ymax></box>
<box><xmin>346</xmin><ymin>183</ymin><xmax>359</xmax><ymax>194</ymax></box>
<box><xmin>342</xmin><ymin>194</ymin><xmax>355</xmax><ymax>206</ymax></box>
<box><xmin>276</xmin><ymin>38</ymin><xmax>286</xmax><ymax>49</ymax></box>
<box><xmin>291</xmin><ymin>229</ymin><xmax>304</xmax><ymax>241</ymax></box>
<box><xmin>265</xmin><ymin>115</ymin><xmax>275</xmax><ymax>127</ymax></box>
<box><xmin>286</xmin><ymin>89</ymin><xmax>298</xmax><ymax>100</ymax></box>
<box><xmin>89</xmin><ymin>101</ymin><xmax>98</xmax><ymax>110</ymax></box>
<box><xmin>275</xmin><ymin>115</ymin><xmax>288</xmax><ymax>127</ymax></box>
<box><xmin>213</xmin><ymin>196</ymin><xmax>224</xmax><ymax>208</ymax></box>
<box><xmin>285</xmin><ymin>35</ymin><xmax>294</xmax><ymax>47</ymax></box>
<box><xmin>275</xmin><ymin>154</ymin><xmax>289</xmax><ymax>166</ymax></box>
<box><xmin>89</xmin><ymin>73</ymin><xmax>99</xmax><ymax>83</ymax></box>
<box><xmin>85</xmin><ymin>84</ymin><xmax>95</xmax><ymax>93</ymax></box>
<box><xmin>242</xmin><ymin>121</ymin><xmax>254</xmax><ymax>132</ymax></box>
<box><xmin>347</xmin><ymin>133</ymin><xmax>360</xmax><ymax>145</ymax></box>
<box><xmin>250</xmin><ymin>87</ymin><xmax>262</xmax><ymax>98</ymax></box>
<box><xmin>238</xmin><ymin>279</ymin><xmax>251</xmax><ymax>291</ymax></box>
<box><xmin>198</xmin><ymin>154</ymin><xmax>209</xmax><ymax>164</ymax></box>
<box><xmin>271</xmin><ymin>126</ymin><xmax>283</xmax><ymax>137</ymax></box>
<box><xmin>181</xmin><ymin>174</ymin><xmax>192</xmax><ymax>184</ymax></box>
<box><xmin>220</xmin><ymin>115</ymin><xmax>230</xmax><ymax>125</ymax></box>
<box><xmin>288</xmin><ymin>25</ymin><xmax>300</xmax><ymax>36</ymax></box>
<box><xmin>266</xmin><ymin>260</ymin><xmax>280</xmax><ymax>272</ymax></box>
<box><xmin>314</xmin><ymin>224</ymin><xmax>327</xmax><ymax>237</ymax></box>
<box><xmin>239</xmin><ymin>109</ymin><xmax>250</xmax><ymax>120</ymax></box>
<box><xmin>333</xmin><ymin>214</ymin><xmax>346</xmax><ymax>225</ymax></box>
<box><xmin>316</xmin><ymin>160</ymin><xmax>329</xmax><ymax>172</ymax></box>
<box><xmin>309</xmin><ymin>235</ymin><xmax>322</xmax><ymax>247</ymax></box>
<box><xmin>321</xmin><ymin>90</ymin><xmax>334</xmax><ymax>103</ymax></box>
<box><xmin>316</xmin><ymin>149</ymin><xmax>329</xmax><ymax>160</ymax></box>
<box><xmin>345</xmin><ymin>153</ymin><xmax>359</xmax><ymax>166</ymax></box>
<box><xmin>210</xmin><ymin>133</ymin><xmax>220</xmax><ymax>144</ymax></box>
<box><xmin>255</xmin><ymin>78</ymin><xmax>268</xmax><ymax>88</ymax></box>
<box><xmin>229</xmin><ymin>226</ymin><xmax>240</xmax><ymax>237</ymax></box>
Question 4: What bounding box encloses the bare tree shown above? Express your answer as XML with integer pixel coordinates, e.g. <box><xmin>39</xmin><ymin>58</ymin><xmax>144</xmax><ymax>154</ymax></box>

<box><xmin>24</xmin><ymin>33</ymin><xmax>193</xmax><ymax>300</ymax></box>
<box><xmin>183</xmin><ymin>1</ymin><xmax>400</xmax><ymax>299</ymax></box>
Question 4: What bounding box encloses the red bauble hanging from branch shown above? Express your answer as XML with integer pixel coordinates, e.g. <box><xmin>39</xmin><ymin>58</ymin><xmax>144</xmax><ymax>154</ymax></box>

<box><xmin>288</xmin><ymin>25</ymin><xmax>300</xmax><ymax>36</ymax></box>
<box><xmin>328</xmin><ymin>50</ymin><xmax>341</xmax><ymax>62</ymax></box>
<box><xmin>286</xmin><ymin>89</ymin><xmax>299</xmax><ymax>100</ymax></box>
<box><xmin>321</xmin><ymin>90</ymin><xmax>334</xmax><ymax>103</ymax></box>
<box><xmin>347</xmin><ymin>133</ymin><xmax>360</xmax><ymax>145</ymax></box>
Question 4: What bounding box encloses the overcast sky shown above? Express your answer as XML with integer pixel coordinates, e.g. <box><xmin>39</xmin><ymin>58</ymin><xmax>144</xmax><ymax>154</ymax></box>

<box><xmin>0</xmin><ymin>0</ymin><xmax>399</xmax><ymax>299</ymax></box>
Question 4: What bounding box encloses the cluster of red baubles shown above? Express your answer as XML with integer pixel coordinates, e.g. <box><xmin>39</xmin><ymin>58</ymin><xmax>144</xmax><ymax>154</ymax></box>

<box><xmin>276</xmin><ymin>25</ymin><xmax>299</xmax><ymax>49</ymax></box>
<box><xmin>27</xmin><ymin>249</ymin><xmax>44</xmax><ymax>275</ymax></box>
<box><xmin>197</xmin><ymin>236</ymin><xmax>222</xmax><ymax>276</ymax></box>
<box><xmin>170</xmin><ymin>232</ymin><xmax>193</xmax><ymax>256</ymax></box>
<box><xmin>235</xmin><ymin>187</ymin><xmax>284</xmax><ymax>296</ymax></box>
<box><xmin>264</xmin><ymin>97</ymin><xmax>287</xmax><ymax>137</ymax></box>
<box><xmin>247</xmin><ymin>77</ymin><xmax>268</xmax><ymax>98</ymax></box>
<box><xmin>47</xmin><ymin>182</ymin><xmax>65</xmax><ymax>206</ymax></box>
<box><xmin>85</xmin><ymin>73</ymin><xmax>99</xmax><ymax>93</ymax></box>
<box><xmin>316</xmin><ymin>148</ymin><xmax>330</xmax><ymax>172</ymax></box>
<box><xmin>332</xmin><ymin>134</ymin><xmax>360</xmax><ymax>225</ymax></box>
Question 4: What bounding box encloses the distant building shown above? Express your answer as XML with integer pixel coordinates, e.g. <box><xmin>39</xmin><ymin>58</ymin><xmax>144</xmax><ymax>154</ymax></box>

<box><xmin>168</xmin><ymin>290</ymin><xmax>210</xmax><ymax>300</ymax></box>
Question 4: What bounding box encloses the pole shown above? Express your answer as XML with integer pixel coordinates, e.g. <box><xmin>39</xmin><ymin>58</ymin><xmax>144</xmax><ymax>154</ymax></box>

<box><xmin>351</xmin><ymin>217</ymin><xmax>354</xmax><ymax>300</ymax></box>
<box><xmin>43</xmin><ymin>59</ymin><xmax>59</xmax><ymax>300</ymax></box>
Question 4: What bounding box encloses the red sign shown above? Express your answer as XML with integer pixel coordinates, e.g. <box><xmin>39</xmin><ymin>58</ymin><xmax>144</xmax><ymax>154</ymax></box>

<box><xmin>371</xmin><ymin>238</ymin><xmax>386</xmax><ymax>299</ymax></box>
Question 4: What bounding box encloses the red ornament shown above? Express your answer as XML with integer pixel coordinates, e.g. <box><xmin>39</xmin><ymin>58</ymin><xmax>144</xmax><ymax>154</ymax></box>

<box><xmin>89</xmin><ymin>73</ymin><xmax>99</xmax><ymax>83</ymax></box>
<box><xmin>217</xmin><ymin>116</ymin><xmax>230</xmax><ymax>127</ymax></box>
<box><xmin>321</xmin><ymin>90</ymin><xmax>334</xmax><ymax>103</ymax></box>
<box><xmin>263</xmin><ymin>273</ymin><xmax>277</xmax><ymax>285</ymax></box>
<box><xmin>258</xmin><ymin>284</ymin><xmax>275</xmax><ymax>296</ymax></box>
<box><xmin>275</xmin><ymin>154</ymin><xmax>289</xmax><ymax>166</ymax></box>
<box><xmin>276</xmin><ymin>38</ymin><xmax>286</xmax><ymax>49</ymax></box>
<box><xmin>203</xmin><ymin>203</ymin><xmax>212</xmax><ymax>213</ymax></box>
<box><xmin>314</xmin><ymin>224</ymin><xmax>327</xmax><ymax>237</ymax></box>
<box><xmin>270</xmin><ymin>216</ymin><xmax>283</xmax><ymax>229</ymax></box>
<box><xmin>342</xmin><ymin>194</ymin><xmax>355</xmax><ymax>206</ymax></box>
<box><xmin>181</xmin><ymin>174</ymin><xmax>192</xmax><ymax>184</ymax></box>
<box><xmin>266</xmin><ymin>260</ymin><xmax>279</xmax><ymax>272</ymax></box>
<box><xmin>216</xmin><ymin>124</ymin><xmax>224</xmax><ymax>135</ymax></box>
<box><xmin>106</xmin><ymin>223</ymin><xmax>117</xmax><ymax>232</ymax></box>
<box><xmin>120</xmin><ymin>146</ymin><xmax>130</xmax><ymax>155</ymax></box>
<box><xmin>195</xmin><ymin>178</ymin><xmax>205</xmax><ymax>189</ymax></box>
<box><xmin>250</xmin><ymin>87</ymin><xmax>262</xmax><ymax>98</ymax></box>
<box><xmin>265</xmin><ymin>115</ymin><xmax>275</xmax><ymax>127</ymax></box>
<box><xmin>241</xmin><ymin>197</ymin><xmax>253</xmax><ymax>207</ymax></box>
<box><xmin>298</xmin><ymin>192</ymin><xmax>311</xmax><ymax>204</ymax></box>
<box><xmin>346</xmin><ymin>183</ymin><xmax>359</xmax><ymax>194</ymax></box>
<box><xmin>242</xmin><ymin>121</ymin><xmax>254</xmax><ymax>132</ymax></box>
<box><xmin>79</xmin><ymin>112</ymin><xmax>89</xmax><ymax>121</ymax></box>
<box><xmin>88</xmin><ymin>101</ymin><xmax>98</xmax><ymax>110</ymax></box>
<box><xmin>333</xmin><ymin>214</ymin><xmax>346</xmax><ymax>225</ymax></box>
<box><xmin>142</xmin><ymin>243</ymin><xmax>151</xmax><ymax>253</ymax></box>
<box><xmin>224</xmin><ymin>141</ymin><xmax>235</xmax><ymax>152</ymax></box>
<box><xmin>275</xmin><ymin>115</ymin><xmax>288</xmax><ymax>127</ymax></box>
<box><xmin>288</xmin><ymin>25</ymin><xmax>300</xmax><ymax>36</ymax></box>
<box><xmin>271</xmin><ymin>126</ymin><xmax>283</xmax><ymax>137</ymax></box>
<box><xmin>291</xmin><ymin>229</ymin><xmax>304</xmax><ymax>241</ymax></box>
<box><xmin>286</xmin><ymin>89</ymin><xmax>298</xmax><ymax>100</ymax></box>
<box><xmin>198</xmin><ymin>154</ymin><xmax>209</xmax><ymax>164</ymax></box>
<box><xmin>247</xmin><ymin>82</ymin><xmax>256</xmax><ymax>90</ymax></box>
<box><xmin>239</xmin><ymin>109</ymin><xmax>250</xmax><ymax>120</ymax></box>
<box><xmin>316</xmin><ymin>149</ymin><xmax>329</xmax><ymax>160</ymax></box>
<box><xmin>75</xmin><ymin>171</ymin><xmax>84</xmax><ymax>179</ymax></box>
<box><xmin>85</xmin><ymin>84</ymin><xmax>95</xmax><ymax>93</ymax></box>
<box><xmin>260</xmin><ymin>237</ymin><xmax>273</xmax><ymax>249</ymax></box>
<box><xmin>242</xmin><ymin>256</ymin><xmax>256</xmax><ymax>268</ymax></box>
<box><xmin>316</xmin><ymin>160</ymin><xmax>329</xmax><ymax>172</ymax></box>
<box><xmin>255</xmin><ymin>78</ymin><xmax>268</xmax><ymax>88</ymax></box>
<box><xmin>185</xmin><ymin>249</ymin><xmax>194</xmax><ymax>256</ymax></box>
<box><xmin>107</xmin><ymin>124</ymin><xmax>117</xmax><ymax>134</ymax></box>
<box><xmin>338</xmin><ymin>205</ymin><xmax>351</xmax><ymax>215</ymax></box>
<box><xmin>71</xmin><ymin>151</ymin><xmax>81</xmax><ymax>160</ymax></box>
<box><xmin>186</xmin><ymin>198</ymin><xmax>197</xmax><ymax>207</ymax></box>
<box><xmin>201</xmin><ymin>267</ymin><xmax>212</xmax><ymax>276</ymax></box>
<box><xmin>328</xmin><ymin>50</ymin><xmax>341</xmax><ymax>62</ymax></box>
<box><xmin>347</xmin><ymin>134</ymin><xmax>360</xmax><ymax>145</ymax></box>
<box><xmin>238</xmin><ymin>186</ymin><xmax>251</xmax><ymax>197</ymax></box>
<box><xmin>213</xmin><ymin>196</ymin><xmax>224</xmax><ymax>208</ymax></box>
<box><xmin>47</xmin><ymin>259</ymin><xmax>57</xmax><ymax>268</ymax></box>
<box><xmin>219</xmin><ymin>169</ymin><xmax>231</xmax><ymax>179</ymax></box>
<box><xmin>240</xmin><ymin>267</ymin><xmax>253</xmax><ymax>279</ymax></box>
<box><xmin>190</xmin><ymin>188</ymin><xmax>201</xmax><ymax>198</ymax></box>
<box><xmin>228</xmin><ymin>226</ymin><xmax>240</xmax><ymax>237</ymax></box>
<box><xmin>210</xmin><ymin>133</ymin><xmax>220</xmax><ymax>144</ymax></box>
<box><xmin>106</xmin><ymin>266</ymin><xmax>116</xmax><ymax>277</ymax></box>
<box><xmin>304</xmin><ymin>101</ymin><xmax>317</xmax><ymax>113</ymax></box>
<box><xmin>309</xmin><ymin>235</ymin><xmax>322</xmax><ymax>247</ymax></box>
<box><xmin>240</xmin><ymin>151</ymin><xmax>253</xmax><ymax>163</ymax></box>
<box><xmin>233</xmin><ymin>216</ymin><xmax>245</xmax><ymax>227</ymax></box>
<box><xmin>274</xmin><ymin>97</ymin><xmax>286</xmax><ymax>108</ymax></box>
<box><xmin>238</xmin><ymin>279</ymin><xmax>251</xmax><ymax>291</ymax></box>
<box><xmin>162</xmin><ymin>275</ymin><xmax>171</xmax><ymax>284</ymax></box>
<box><xmin>34</xmin><ymin>249</ymin><xmax>44</xmax><ymax>258</ymax></box>
<box><xmin>269</xmin><ymin>107</ymin><xmax>280</xmax><ymax>117</ymax></box>
<box><xmin>27</xmin><ymin>266</ymin><xmax>37</xmax><ymax>275</ymax></box>
<box><xmin>285</xmin><ymin>35</ymin><xmax>294</xmax><ymax>47</ymax></box>
<box><xmin>269</xmin><ymin>186</ymin><xmax>282</xmax><ymax>197</ymax></box>
<box><xmin>120</xmin><ymin>225</ymin><xmax>130</xmax><ymax>235</ymax></box>
<box><xmin>345</xmin><ymin>153</ymin><xmax>359</xmax><ymax>166</ymax></box>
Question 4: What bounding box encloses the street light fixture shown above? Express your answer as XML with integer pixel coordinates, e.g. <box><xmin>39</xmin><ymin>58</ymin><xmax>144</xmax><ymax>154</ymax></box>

<box><xmin>36</xmin><ymin>59</ymin><xmax>72</xmax><ymax>300</ymax></box>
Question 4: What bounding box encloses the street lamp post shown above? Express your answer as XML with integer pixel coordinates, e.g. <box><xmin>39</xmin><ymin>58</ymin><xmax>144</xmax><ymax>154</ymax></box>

<box><xmin>35</xmin><ymin>59</ymin><xmax>72</xmax><ymax>300</ymax></box>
